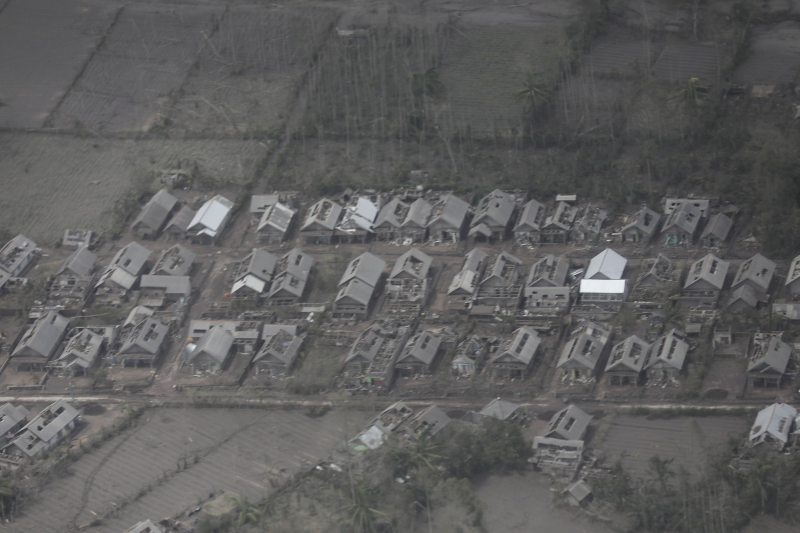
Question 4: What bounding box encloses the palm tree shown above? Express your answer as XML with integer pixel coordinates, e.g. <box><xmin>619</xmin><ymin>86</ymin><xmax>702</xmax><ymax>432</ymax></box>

<box><xmin>341</xmin><ymin>481</ymin><xmax>384</xmax><ymax>533</ymax></box>
<box><xmin>227</xmin><ymin>493</ymin><xmax>261</xmax><ymax>527</ymax></box>
<box><xmin>675</xmin><ymin>77</ymin><xmax>708</xmax><ymax>107</ymax></box>
<box><xmin>411</xmin><ymin>68</ymin><xmax>444</xmax><ymax>100</ymax></box>
<box><xmin>514</xmin><ymin>71</ymin><xmax>550</xmax><ymax>116</ymax></box>
<box><xmin>0</xmin><ymin>477</ymin><xmax>15</xmax><ymax>521</ymax></box>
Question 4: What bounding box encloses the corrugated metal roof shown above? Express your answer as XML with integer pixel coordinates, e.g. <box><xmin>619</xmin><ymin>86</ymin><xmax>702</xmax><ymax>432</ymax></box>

<box><xmin>150</xmin><ymin>244</ymin><xmax>195</xmax><ymax>277</ymax></box>
<box><xmin>543</xmin><ymin>405</ymin><xmax>592</xmax><ymax>440</ymax></box>
<box><xmin>390</xmin><ymin>248</ymin><xmax>432</xmax><ymax>279</ymax></box>
<box><xmin>472</xmin><ymin>189</ymin><xmax>515</xmax><ymax>229</ymax></box>
<box><xmin>140</xmin><ymin>275</ymin><xmax>191</xmax><ymax>296</ymax></box>
<box><xmin>585</xmin><ymin>248</ymin><xmax>627</xmax><ymax>280</ymax></box>
<box><xmin>336</xmin><ymin>278</ymin><xmax>375</xmax><ymax>306</ymax></box>
<box><xmin>119</xmin><ymin>317</ymin><xmax>168</xmax><ymax>355</ymax></box>
<box><xmin>232</xmin><ymin>274</ymin><xmax>267</xmax><ymax>295</ymax></box>
<box><xmin>258</xmin><ymin>202</ymin><xmax>296</xmax><ymax>233</ymax></box>
<box><xmin>579</xmin><ymin>279</ymin><xmax>626</xmax><ymax>294</ymax></box>
<box><xmin>339</xmin><ymin>252</ymin><xmax>386</xmax><ymax>288</ymax></box>
<box><xmin>12</xmin><ymin>311</ymin><xmax>70</xmax><ymax>359</ymax></box>
<box><xmin>685</xmin><ymin>253</ymin><xmax>729</xmax><ymax>290</ymax></box>
<box><xmin>606</xmin><ymin>335</ymin><xmax>649</xmax><ymax>373</ymax></box>
<box><xmin>187</xmin><ymin>325</ymin><xmax>234</xmax><ymax>364</ymax></box>
<box><xmin>375</xmin><ymin>198</ymin><xmax>410</xmax><ymax>229</ymax></box>
<box><xmin>428</xmin><ymin>194</ymin><xmax>470</xmax><ymax>229</ymax></box>
<box><xmin>700</xmin><ymin>212</ymin><xmax>733</xmax><ymax>241</ymax></box>
<box><xmin>644</xmin><ymin>329</ymin><xmax>688</xmax><ymax>371</ymax></box>
<box><xmin>403</xmin><ymin>198</ymin><xmax>433</xmax><ymax>228</ymax></box>
<box><xmin>750</xmin><ymin>403</ymin><xmax>796</xmax><ymax>445</ymax></box>
<box><xmin>59</xmin><ymin>245</ymin><xmax>97</xmax><ymax>277</ymax></box>
<box><xmin>188</xmin><ymin>195</ymin><xmax>233</xmax><ymax>233</ymax></box>
<box><xmin>514</xmin><ymin>199</ymin><xmax>546</xmax><ymax>232</ymax></box>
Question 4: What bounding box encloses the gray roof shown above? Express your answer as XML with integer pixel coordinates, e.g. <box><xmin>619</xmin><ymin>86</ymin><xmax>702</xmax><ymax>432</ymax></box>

<box><xmin>490</xmin><ymin>327</ymin><xmax>541</xmax><ymax>366</ymax></box>
<box><xmin>390</xmin><ymin>248</ymin><xmax>432</xmax><ymax>279</ymax></box>
<box><xmin>241</xmin><ymin>249</ymin><xmax>278</xmax><ymax>283</ymax></box>
<box><xmin>605</xmin><ymin>335</ymin><xmax>649</xmax><ymax>373</ymax></box>
<box><xmin>482</xmin><ymin>252</ymin><xmax>523</xmax><ymax>286</ymax></box>
<box><xmin>685</xmin><ymin>253</ymin><xmax>728</xmax><ymax>290</ymax></box>
<box><xmin>527</xmin><ymin>254</ymin><xmax>568</xmax><ymax>287</ymax></box>
<box><xmin>700</xmin><ymin>213</ymin><xmax>733</xmax><ymax>242</ymax></box>
<box><xmin>557</xmin><ymin>322</ymin><xmax>611</xmax><ymax>371</ymax></box>
<box><xmin>374</xmin><ymin>198</ymin><xmax>410</xmax><ymax>229</ymax></box>
<box><xmin>122</xmin><ymin>520</ymin><xmax>164</xmax><ymax>533</ymax></box>
<box><xmin>585</xmin><ymin>248</ymin><xmax>626</xmax><ymax>280</ymax></box>
<box><xmin>478</xmin><ymin>398</ymin><xmax>522</xmax><ymax>421</ymax></box>
<box><xmin>472</xmin><ymin>189</ymin><xmax>515</xmax><ymax>229</ymax></box>
<box><xmin>0</xmin><ymin>234</ymin><xmax>36</xmax><ymax>278</ymax></box>
<box><xmin>58</xmin><ymin>328</ymin><xmax>104</xmax><ymax>369</ymax></box>
<box><xmin>12</xmin><ymin>400</ymin><xmax>80</xmax><ymax>457</ymax></box>
<box><xmin>301</xmin><ymin>199</ymin><xmax>343</xmax><ymax>232</ymax></box>
<box><xmin>165</xmin><ymin>205</ymin><xmax>196</xmax><ymax>233</ymax></box>
<box><xmin>397</xmin><ymin>331</ymin><xmax>441</xmax><ymax>366</ymax></box>
<box><xmin>275</xmin><ymin>249</ymin><xmax>314</xmax><ymax>282</ymax></box>
<box><xmin>663</xmin><ymin>202</ymin><xmax>702</xmax><ymax>235</ymax></box>
<box><xmin>728</xmin><ymin>284</ymin><xmax>762</xmax><ymax>309</ymax></box>
<box><xmin>140</xmin><ymin>275</ymin><xmax>191</xmax><ymax>297</ymax></box>
<box><xmin>119</xmin><ymin>317</ymin><xmax>168</xmax><ymax>355</ymax></box>
<box><xmin>0</xmin><ymin>403</ymin><xmax>29</xmax><ymax>437</ymax></box>
<box><xmin>257</xmin><ymin>202</ymin><xmax>296</xmax><ymax>234</ymax></box>
<box><xmin>543</xmin><ymin>202</ymin><xmax>577</xmax><ymax>231</ymax></box>
<box><xmin>109</xmin><ymin>242</ymin><xmax>151</xmax><ymax>277</ymax></box>
<box><xmin>644</xmin><ymin>329</ymin><xmax>688</xmax><ymax>371</ymax></box>
<box><xmin>732</xmin><ymin>253</ymin><xmax>775</xmax><ymax>293</ymax></box>
<box><xmin>461</xmin><ymin>248</ymin><xmax>489</xmax><ymax>273</ymax></box>
<box><xmin>346</xmin><ymin>324</ymin><xmax>388</xmax><ymax>364</ymax></box>
<box><xmin>448</xmin><ymin>269</ymin><xmax>480</xmax><ymax>295</ymax></box>
<box><xmin>664</xmin><ymin>197</ymin><xmax>710</xmax><ymax>217</ymax></box>
<box><xmin>339</xmin><ymin>252</ymin><xmax>386</xmax><ymax>288</ymax></box>
<box><xmin>403</xmin><ymin>198</ymin><xmax>433</xmax><ymax>228</ymax></box>
<box><xmin>58</xmin><ymin>246</ymin><xmax>97</xmax><ymax>277</ymax></box>
<box><xmin>750</xmin><ymin>403</ymin><xmax>796</xmax><ymax>446</ymax></box>
<box><xmin>787</xmin><ymin>255</ymin><xmax>800</xmax><ymax>286</ymax></box>
<box><xmin>253</xmin><ymin>329</ymin><xmax>303</xmax><ymax>366</ymax></box>
<box><xmin>132</xmin><ymin>189</ymin><xmax>177</xmax><ymax>231</ymax></box>
<box><xmin>186</xmin><ymin>325</ymin><xmax>234</xmax><ymax>364</ymax></box>
<box><xmin>12</xmin><ymin>311</ymin><xmax>70</xmax><ymax>360</ymax></box>
<box><xmin>405</xmin><ymin>405</ymin><xmax>451</xmax><ymax>438</ymax></box>
<box><xmin>543</xmin><ymin>405</ymin><xmax>592</xmax><ymax>441</ymax></box>
<box><xmin>428</xmin><ymin>194</ymin><xmax>470</xmax><ymax>230</ymax></box>
<box><xmin>514</xmin><ymin>199</ymin><xmax>546</xmax><ymax>232</ymax></box>
<box><xmin>150</xmin><ymin>244</ymin><xmax>196</xmax><ymax>277</ymax></box>
<box><xmin>621</xmin><ymin>207</ymin><xmax>660</xmax><ymax>236</ymax></box>
<box><xmin>269</xmin><ymin>271</ymin><xmax>307</xmax><ymax>300</ymax></box>
<box><xmin>335</xmin><ymin>278</ymin><xmax>375</xmax><ymax>306</ymax></box>
<box><xmin>748</xmin><ymin>334</ymin><xmax>791</xmax><ymax>375</ymax></box>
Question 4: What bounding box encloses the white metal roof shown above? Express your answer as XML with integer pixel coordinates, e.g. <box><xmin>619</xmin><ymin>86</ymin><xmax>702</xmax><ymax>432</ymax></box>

<box><xmin>188</xmin><ymin>195</ymin><xmax>233</xmax><ymax>233</ymax></box>
<box><xmin>579</xmin><ymin>279</ymin><xmax>627</xmax><ymax>294</ymax></box>
<box><xmin>585</xmin><ymin>248</ymin><xmax>627</xmax><ymax>280</ymax></box>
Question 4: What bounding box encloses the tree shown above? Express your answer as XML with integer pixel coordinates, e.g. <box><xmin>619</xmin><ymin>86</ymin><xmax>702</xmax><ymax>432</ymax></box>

<box><xmin>514</xmin><ymin>71</ymin><xmax>550</xmax><ymax>116</ymax></box>
<box><xmin>341</xmin><ymin>481</ymin><xmax>384</xmax><ymax>533</ymax></box>
<box><xmin>0</xmin><ymin>476</ymin><xmax>16</xmax><ymax>521</ymax></box>
<box><xmin>411</xmin><ymin>68</ymin><xmax>443</xmax><ymax>100</ymax></box>
<box><xmin>227</xmin><ymin>493</ymin><xmax>261</xmax><ymax>527</ymax></box>
<box><xmin>674</xmin><ymin>77</ymin><xmax>708</xmax><ymax>107</ymax></box>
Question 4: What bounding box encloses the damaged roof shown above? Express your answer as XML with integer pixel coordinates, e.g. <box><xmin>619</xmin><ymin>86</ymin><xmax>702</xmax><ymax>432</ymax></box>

<box><xmin>58</xmin><ymin>246</ymin><xmax>97</xmax><ymax>278</ymax></box>
<box><xmin>685</xmin><ymin>254</ymin><xmax>729</xmax><ymax>290</ymax></box>
<box><xmin>490</xmin><ymin>327</ymin><xmax>541</xmax><ymax>366</ymax></box>
<box><xmin>605</xmin><ymin>335</ymin><xmax>649</xmax><ymax>373</ymax></box>
<box><xmin>397</xmin><ymin>331</ymin><xmax>441</xmax><ymax>366</ymax></box>
<box><xmin>339</xmin><ymin>252</ymin><xmax>386</xmax><ymax>288</ymax></box>
<box><xmin>543</xmin><ymin>405</ymin><xmax>592</xmax><ymax>441</ymax></box>
<box><xmin>514</xmin><ymin>199</ymin><xmax>546</xmax><ymax>232</ymax></box>
<box><xmin>732</xmin><ymin>253</ymin><xmax>775</xmax><ymax>293</ymax></box>
<box><xmin>390</xmin><ymin>248</ymin><xmax>432</xmax><ymax>280</ymax></box>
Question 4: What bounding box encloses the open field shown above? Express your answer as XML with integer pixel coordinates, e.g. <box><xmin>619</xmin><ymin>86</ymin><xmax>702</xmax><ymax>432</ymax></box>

<box><xmin>732</xmin><ymin>21</ymin><xmax>800</xmax><ymax>84</ymax></box>
<box><xmin>6</xmin><ymin>407</ymin><xmax>372</xmax><ymax>533</ymax></box>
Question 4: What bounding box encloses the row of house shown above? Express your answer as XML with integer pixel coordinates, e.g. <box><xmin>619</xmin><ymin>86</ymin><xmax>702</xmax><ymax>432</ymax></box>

<box><xmin>131</xmin><ymin>189</ymin><xmax>234</xmax><ymax>245</ymax></box>
<box><xmin>230</xmin><ymin>248</ymin><xmax>315</xmax><ymax>306</ymax></box>
<box><xmin>1</xmin><ymin>400</ymin><xmax>81</xmax><ymax>460</ymax></box>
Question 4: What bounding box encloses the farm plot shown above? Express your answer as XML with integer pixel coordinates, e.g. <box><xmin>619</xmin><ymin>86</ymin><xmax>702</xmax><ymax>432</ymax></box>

<box><xmin>47</xmin><ymin>3</ymin><xmax>223</xmax><ymax>132</ymax></box>
<box><xmin>6</xmin><ymin>407</ymin><xmax>372</xmax><ymax>533</ymax></box>
<box><xmin>587</xmin><ymin>38</ymin><xmax>664</xmax><ymax>75</ymax></box>
<box><xmin>166</xmin><ymin>5</ymin><xmax>338</xmax><ymax>135</ymax></box>
<box><xmin>732</xmin><ymin>21</ymin><xmax>800</xmax><ymax>85</ymax></box>
<box><xmin>595</xmin><ymin>414</ymin><xmax>748</xmax><ymax>478</ymax></box>
<box><xmin>0</xmin><ymin>134</ymin><xmax>267</xmax><ymax>244</ymax></box>
<box><xmin>0</xmin><ymin>0</ymin><xmax>115</xmax><ymax>129</ymax></box>
<box><xmin>653</xmin><ymin>42</ymin><xmax>723</xmax><ymax>82</ymax></box>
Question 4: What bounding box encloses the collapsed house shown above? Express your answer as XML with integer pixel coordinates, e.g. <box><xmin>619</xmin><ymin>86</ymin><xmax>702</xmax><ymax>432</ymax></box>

<box><xmin>664</xmin><ymin>197</ymin><xmax>711</xmax><ymax>217</ymax></box>
<box><xmin>524</xmin><ymin>254</ymin><xmax>570</xmax><ymax>313</ymax></box>
<box><xmin>469</xmin><ymin>189</ymin><xmax>516</xmax><ymax>242</ymax></box>
<box><xmin>268</xmin><ymin>249</ymin><xmax>315</xmax><ymax>305</ymax></box>
<box><xmin>94</xmin><ymin>241</ymin><xmax>151</xmax><ymax>303</ymax></box>
<box><xmin>50</xmin><ymin>328</ymin><xmax>106</xmax><ymax>376</ymax></box>
<box><xmin>187</xmin><ymin>319</ymin><xmax>264</xmax><ymax>356</ymax></box>
<box><xmin>131</xmin><ymin>189</ymin><xmax>178</xmax><ymax>239</ymax></box>
<box><xmin>643</xmin><ymin>328</ymin><xmax>689</xmax><ymax>382</ymax></box>
<box><xmin>333</xmin><ymin>252</ymin><xmax>386</xmax><ymax>320</ymax></box>
<box><xmin>572</xmin><ymin>204</ymin><xmax>607</xmax><ymax>242</ymax></box>
<box><xmin>149</xmin><ymin>244</ymin><xmax>196</xmax><ymax>277</ymax></box>
<box><xmin>252</xmin><ymin>326</ymin><xmax>303</xmax><ymax>376</ymax></box>
<box><xmin>0</xmin><ymin>403</ymin><xmax>29</xmax><ymax>448</ymax></box>
<box><xmin>748</xmin><ymin>333</ymin><xmax>791</xmax><ymax>388</ymax></box>
<box><xmin>487</xmin><ymin>326</ymin><xmax>542</xmax><ymax>379</ymax></box>
<box><xmin>301</xmin><ymin>199</ymin><xmax>344</xmax><ymax>244</ymax></box>
<box><xmin>342</xmin><ymin>322</ymin><xmax>409</xmax><ymax>387</ymax></box>
<box><xmin>334</xmin><ymin>197</ymin><xmax>380</xmax><ymax>243</ymax></box>
<box><xmin>385</xmin><ymin>248</ymin><xmax>433</xmax><ymax>314</ymax></box>
<box><xmin>447</xmin><ymin>248</ymin><xmax>489</xmax><ymax>312</ymax></box>
<box><xmin>139</xmin><ymin>275</ymin><xmax>191</xmax><ymax>308</ymax></box>
<box><xmin>605</xmin><ymin>335</ymin><xmax>649</xmax><ymax>386</ymax></box>
<box><xmin>531</xmin><ymin>405</ymin><xmax>592</xmax><ymax>478</ymax></box>
<box><xmin>629</xmin><ymin>254</ymin><xmax>676</xmax><ymax>308</ymax></box>
<box><xmin>62</xmin><ymin>229</ymin><xmax>96</xmax><ymax>249</ymax></box>
<box><xmin>620</xmin><ymin>207</ymin><xmax>661</xmax><ymax>243</ymax></box>
<box><xmin>7</xmin><ymin>400</ymin><xmax>80</xmax><ymax>460</ymax></box>
<box><xmin>557</xmin><ymin>322</ymin><xmax>611</xmax><ymax>382</ymax></box>
<box><xmin>187</xmin><ymin>195</ymin><xmax>234</xmax><ymax>245</ymax></box>
<box><xmin>403</xmin><ymin>405</ymin><xmax>451</xmax><ymax>440</ymax></box>
<box><xmin>39</xmin><ymin>246</ymin><xmax>98</xmax><ymax>311</ymax></box>
<box><xmin>451</xmin><ymin>335</ymin><xmax>494</xmax><ymax>376</ymax></box>
<box><xmin>11</xmin><ymin>311</ymin><xmax>70</xmax><ymax>371</ymax></box>
<box><xmin>395</xmin><ymin>330</ymin><xmax>442</xmax><ymax>377</ymax></box>
<box><xmin>679</xmin><ymin>254</ymin><xmax>729</xmax><ymax>309</ymax></box>
<box><xmin>0</xmin><ymin>234</ymin><xmax>37</xmax><ymax>292</ymax></box>
<box><xmin>540</xmin><ymin>202</ymin><xmax>578</xmax><ymax>243</ymax></box>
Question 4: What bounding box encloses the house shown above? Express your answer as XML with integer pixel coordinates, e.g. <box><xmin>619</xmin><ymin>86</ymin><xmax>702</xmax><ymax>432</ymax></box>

<box><xmin>605</xmin><ymin>335</ymin><xmax>649</xmax><ymax>386</ymax></box>
<box><xmin>11</xmin><ymin>311</ymin><xmax>70</xmax><ymax>371</ymax></box>
<box><xmin>257</xmin><ymin>202</ymin><xmax>296</xmax><ymax>244</ymax></box>
<box><xmin>727</xmin><ymin>284</ymin><xmax>766</xmax><ymax>312</ymax></box>
<box><xmin>577</xmin><ymin>279</ymin><xmax>628</xmax><ymax>315</ymax></box>
<box><xmin>679</xmin><ymin>254</ymin><xmax>729</xmax><ymax>308</ymax></box>
<box><xmin>252</xmin><ymin>328</ymin><xmax>303</xmax><ymax>376</ymax></box>
<box><xmin>122</xmin><ymin>520</ymin><xmax>163</xmax><ymax>533</ymax></box>
<box><xmin>334</xmin><ymin>197</ymin><xmax>379</xmax><ymax>243</ymax></box>
<box><xmin>513</xmin><ymin>199</ymin><xmax>547</xmax><ymax>243</ymax></box>
<box><xmin>333</xmin><ymin>252</ymin><xmax>386</xmax><ymax>320</ymax></box>
<box><xmin>343</xmin><ymin>322</ymin><xmax>409</xmax><ymax>387</ymax></box>
<box><xmin>0</xmin><ymin>404</ymin><xmax>30</xmax><ymax>447</ymax></box>
<box><xmin>643</xmin><ymin>329</ymin><xmax>689</xmax><ymax>382</ymax></box>
<box><xmin>187</xmin><ymin>319</ymin><xmax>266</xmax><ymax>354</ymax></box>
<box><xmin>0</xmin><ymin>234</ymin><xmax>37</xmax><ymax>291</ymax></box>
<box><xmin>427</xmin><ymin>193</ymin><xmax>470</xmax><ymax>244</ymax></box>
<box><xmin>664</xmin><ymin>197</ymin><xmax>711</xmax><ymax>217</ymax></box>
<box><xmin>150</xmin><ymin>244</ymin><xmax>195</xmax><ymax>277</ymax></box>
<box><xmin>187</xmin><ymin>194</ymin><xmax>234</xmax><ymax>244</ymax></box>
<box><xmin>662</xmin><ymin>202</ymin><xmax>702</xmax><ymax>245</ymax></box>
<box><xmin>117</xmin><ymin>317</ymin><xmax>169</xmax><ymax>367</ymax></box>
<box><xmin>540</xmin><ymin>202</ymin><xmax>578</xmax><ymax>243</ymax></box>
<box><xmin>374</xmin><ymin>198</ymin><xmax>409</xmax><ymax>241</ymax></box>
<box><xmin>57</xmin><ymin>245</ymin><xmax>97</xmax><ymax>278</ymax></box>
<box><xmin>402</xmin><ymin>405</ymin><xmax>451</xmax><ymax>440</ymax></box>
<box><xmin>585</xmin><ymin>248</ymin><xmax>627</xmax><ymax>280</ymax></box>
<box><xmin>301</xmin><ymin>199</ymin><xmax>343</xmax><ymax>244</ymax></box>
<box><xmin>52</xmin><ymin>328</ymin><xmax>105</xmax><ymax>376</ymax></box>
<box><xmin>556</xmin><ymin>322</ymin><xmax>611</xmax><ymax>382</ymax></box>
<box><xmin>620</xmin><ymin>207</ymin><xmax>660</xmax><ymax>243</ymax></box>
<box><xmin>131</xmin><ymin>189</ymin><xmax>178</xmax><ymax>239</ymax></box>
<box><xmin>477</xmin><ymin>398</ymin><xmax>526</xmax><ymax>423</ymax></box>
<box><xmin>62</xmin><ymin>229</ymin><xmax>96</xmax><ymax>249</ymax></box>
<box><xmin>786</xmin><ymin>254</ymin><xmax>800</xmax><ymax>296</ymax></box>
<box><xmin>184</xmin><ymin>325</ymin><xmax>235</xmax><ymax>372</ymax></box>
<box><xmin>474</xmin><ymin>252</ymin><xmax>524</xmax><ymax>308</ymax></box>
<box><xmin>469</xmin><ymin>189</ymin><xmax>515</xmax><ymax>242</ymax></box>
<box><xmin>635</xmin><ymin>254</ymin><xmax>676</xmax><ymax>287</ymax></box>
<box><xmin>749</xmin><ymin>403</ymin><xmax>797</xmax><ymax>449</ymax></box>
<box><xmin>250</xmin><ymin>193</ymin><xmax>297</xmax><ymax>217</ymax></box>
<box><xmin>231</xmin><ymin>248</ymin><xmax>278</xmax><ymax>299</ymax></box>
<box><xmin>447</xmin><ymin>248</ymin><xmax>489</xmax><ymax>311</ymax></box>
<box><xmin>164</xmin><ymin>205</ymin><xmax>196</xmax><ymax>240</ymax></box>
<box><xmin>487</xmin><ymin>326</ymin><xmax>541</xmax><ymax>379</ymax></box>
<box><xmin>385</xmin><ymin>248</ymin><xmax>433</xmax><ymax>312</ymax></box>
<box><xmin>395</xmin><ymin>330</ymin><xmax>441</xmax><ymax>376</ymax></box>
<box><xmin>700</xmin><ymin>213</ymin><xmax>733</xmax><ymax>247</ymax></box>
<box><xmin>139</xmin><ymin>275</ymin><xmax>191</xmax><ymax>306</ymax></box>
<box><xmin>773</xmin><ymin>301</ymin><xmax>800</xmax><ymax>320</ymax></box>
<box><xmin>401</xmin><ymin>198</ymin><xmax>433</xmax><ymax>243</ymax></box>
<box><xmin>524</xmin><ymin>254</ymin><xmax>569</xmax><ymax>311</ymax></box>
<box><xmin>451</xmin><ymin>335</ymin><xmax>492</xmax><ymax>376</ymax></box>
<box><xmin>542</xmin><ymin>405</ymin><xmax>592</xmax><ymax>441</ymax></box>
<box><xmin>268</xmin><ymin>249</ymin><xmax>315</xmax><ymax>305</ymax></box>
<box><xmin>748</xmin><ymin>333</ymin><xmax>791</xmax><ymax>388</ymax></box>
<box><xmin>95</xmin><ymin>241</ymin><xmax>151</xmax><ymax>297</ymax></box>
<box><xmin>732</xmin><ymin>253</ymin><xmax>775</xmax><ymax>297</ymax></box>
<box><xmin>563</xmin><ymin>480</ymin><xmax>593</xmax><ymax>508</ymax></box>
<box><xmin>572</xmin><ymin>204</ymin><xmax>607</xmax><ymax>242</ymax></box>
<box><xmin>8</xmin><ymin>399</ymin><xmax>80</xmax><ymax>459</ymax></box>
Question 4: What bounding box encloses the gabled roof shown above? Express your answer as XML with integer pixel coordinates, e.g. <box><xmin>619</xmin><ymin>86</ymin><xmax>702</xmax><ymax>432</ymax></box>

<box><xmin>0</xmin><ymin>403</ymin><xmax>29</xmax><ymax>436</ymax></box>
<box><xmin>748</xmin><ymin>334</ymin><xmax>791</xmax><ymax>375</ymax></box>
<box><xmin>468</xmin><ymin>223</ymin><xmax>492</xmax><ymax>238</ymax></box>
<box><xmin>514</xmin><ymin>199</ymin><xmax>546</xmax><ymax>232</ymax></box>
<box><xmin>405</xmin><ymin>405</ymin><xmax>451</xmax><ymax>438</ymax></box>
<box><xmin>621</xmin><ymin>207</ymin><xmax>660</xmax><ymax>236</ymax></box>
<box><xmin>346</xmin><ymin>324</ymin><xmax>388</xmax><ymax>363</ymax></box>
<box><xmin>472</xmin><ymin>189</ymin><xmax>515</xmax><ymax>229</ymax></box>
<box><xmin>397</xmin><ymin>331</ymin><xmax>441</xmax><ymax>366</ymax></box>
<box><xmin>664</xmin><ymin>197</ymin><xmax>710</xmax><ymax>217</ymax></box>
<box><xmin>253</xmin><ymin>329</ymin><xmax>303</xmax><ymax>366</ymax></box>
<box><xmin>685</xmin><ymin>254</ymin><xmax>728</xmax><ymax>290</ymax></box>
<box><xmin>542</xmin><ymin>202</ymin><xmax>577</xmax><ymax>231</ymax></box>
<box><xmin>119</xmin><ymin>317</ymin><xmax>168</xmax><ymax>355</ymax></box>
<box><xmin>12</xmin><ymin>311</ymin><xmax>70</xmax><ymax>359</ymax></box>
<box><xmin>787</xmin><ymin>255</ymin><xmax>800</xmax><ymax>286</ymax></box>
<box><xmin>132</xmin><ymin>189</ymin><xmax>177</xmax><ymax>231</ymax></box>
<box><xmin>58</xmin><ymin>246</ymin><xmax>97</xmax><ymax>277</ymax></box>
<box><xmin>663</xmin><ymin>202</ymin><xmax>702</xmax><ymax>235</ymax></box>
<box><xmin>491</xmin><ymin>327</ymin><xmax>541</xmax><ymax>366</ymax></box>
<box><xmin>0</xmin><ymin>234</ymin><xmax>36</xmax><ymax>277</ymax></box>
<box><xmin>605</xmin><ymin>335</ymin><xmax>649</xmax><ymax>373</ymax></box>
<box><xmin>390</xmin><ymin>248</ymin><xmax>432</xmax><ymax>280</ymax></box>
<box><xmin>403</xmin><ymin>198</ymin><xmax>433</xmax><ymax>228</ymax></box>
<box><xmin>150</xmin><ymin>244</ymin><xmax>195</xmax><ymax>277</ymax></box>
<box><xmin>427</xmin><ymin>194</ymin><xmax>470</xmax><ymax>229</ymax></box>
<box><xmin>478</xmin><ymin>398</ymin><xmax>521</xmax><ymax>421</ymax></box>
<box><xmin>302</xmin><ymin>199</ymin><xmax>343</xmax><ymax>232</ymax></box>
<box><xmin>585</xmin><ymin>248</ymin><xmax>626</xmax><ymax>280</ymax></box>
<box><xmin>527</xmin><ymin>254</ymin><xmax>568</xmax><ymax>287</ymax></box>
<box><xmin>186</xmin><ymin>325</ymin><xmax>234</xmax><ymax>364</ymax></box>
<box><xmin>275</xmin><ymin>249</ymin><xmax>314</xmax><ymax>282</ymax></box>
<box><xmin>165</xmin><ymin>205</ymin><xmax>196</xmax><ymax>233</ymax></box>
<box><xmin>728</xmin><ymin>284</ymin><xmax>763</xmax><ymax>309</ymax></box>
<box><xmin>239</xmin><ymin>249</ymin><xmax>278</xmax><ymax>283</ymax></box>
<box><xmin>644</xmin><ymin>329</ymin><xmax>688</xmax><ymax>371</ymax></box>
<box><xmin>269</xmin><ymin>271</ymin><xmax>307</xmax><ymax>299</ymax></box>
<box><xmin>557</xmin><ymin>322</ymin><xmax>611</xmax><ymax>371</ymax></box>
<box><xmin>250</xmin><ymin>194</ymin><xmax>280</xmax><ymax>214</ymax></box>
<box><xmin>187</xmin><ymin>195</ymin><xmax>234</xmax><ymax>235</ymax></box>
<box><xmin>257</xmin><ymin>202</ymin><xmax>296</xmax><ymax>234</ymax></box>
<box><xmin>732</xmin><ymin>253</ymin><xmax>775</xmax><ymax>293</ymax></box>
<box><xmin>374</xmin><ymin>198</ymin><xmax>410</xmax><ymax>229</ymax></box>
<box><xmin>335</xmin><ymin>278</ymin><xmax>375</xmax><ymax>306</ymax></box>
<box><xmin>482</xmin><ymin>252</ymin><xmax>523</xmax><ymax>285</ymax></box>
<box><xmin>11</xmin><ymin>399</ymin><xmax>80</xmax><ymax>457</ymax></box>
<box><xmin>57</xmin><ymin>329</ymin><xmax>104</xmax><ymax>369</ymax></box>
<box><xmin>750</xmin><ymin>403</ymin><xmax>796</xmax><ymax>446</ymax></box>
<box><xmin>140</xmin><ymin>275</ymin><xmax>191</xmax><ymax>296</ymax></box>
<box><xmin>339</xmin><ymin>252</ymin><xmax>385</xmax><ymax>288</ymax></box>
<box><xmin>543</xmin><ymin>405</ymin><xmax>592</xmax><ymax>441</ymax></box>
<box><xmin>107</xmin><ymin>242</ymin><xmax>151</xmax><ymax>277</ymax></box>
<box><xmin>448</xmin><ymin>269</ymin><xmax>479</xmax><ymax>295</ymax></box>
<box><xmin>700</xmin><ymin>213</ymin><xmax>733</xmax><ymax>242</ymax></box>
<box><xmin>336</xmin><ymin>197</ymin><xmax>379</xmax><ymax>234</ymax></box>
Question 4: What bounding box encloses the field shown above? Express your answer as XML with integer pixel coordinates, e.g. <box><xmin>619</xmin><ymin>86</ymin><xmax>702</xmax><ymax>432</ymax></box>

<box><xmin>732</xmin><ymin>21</ymin><xmax>800</xmax><ymax>85</ymax></box>
<box><xmin>6</xmin><ymin>407</ymin><xmax>372</xmax><ymax>533</ymax></box>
